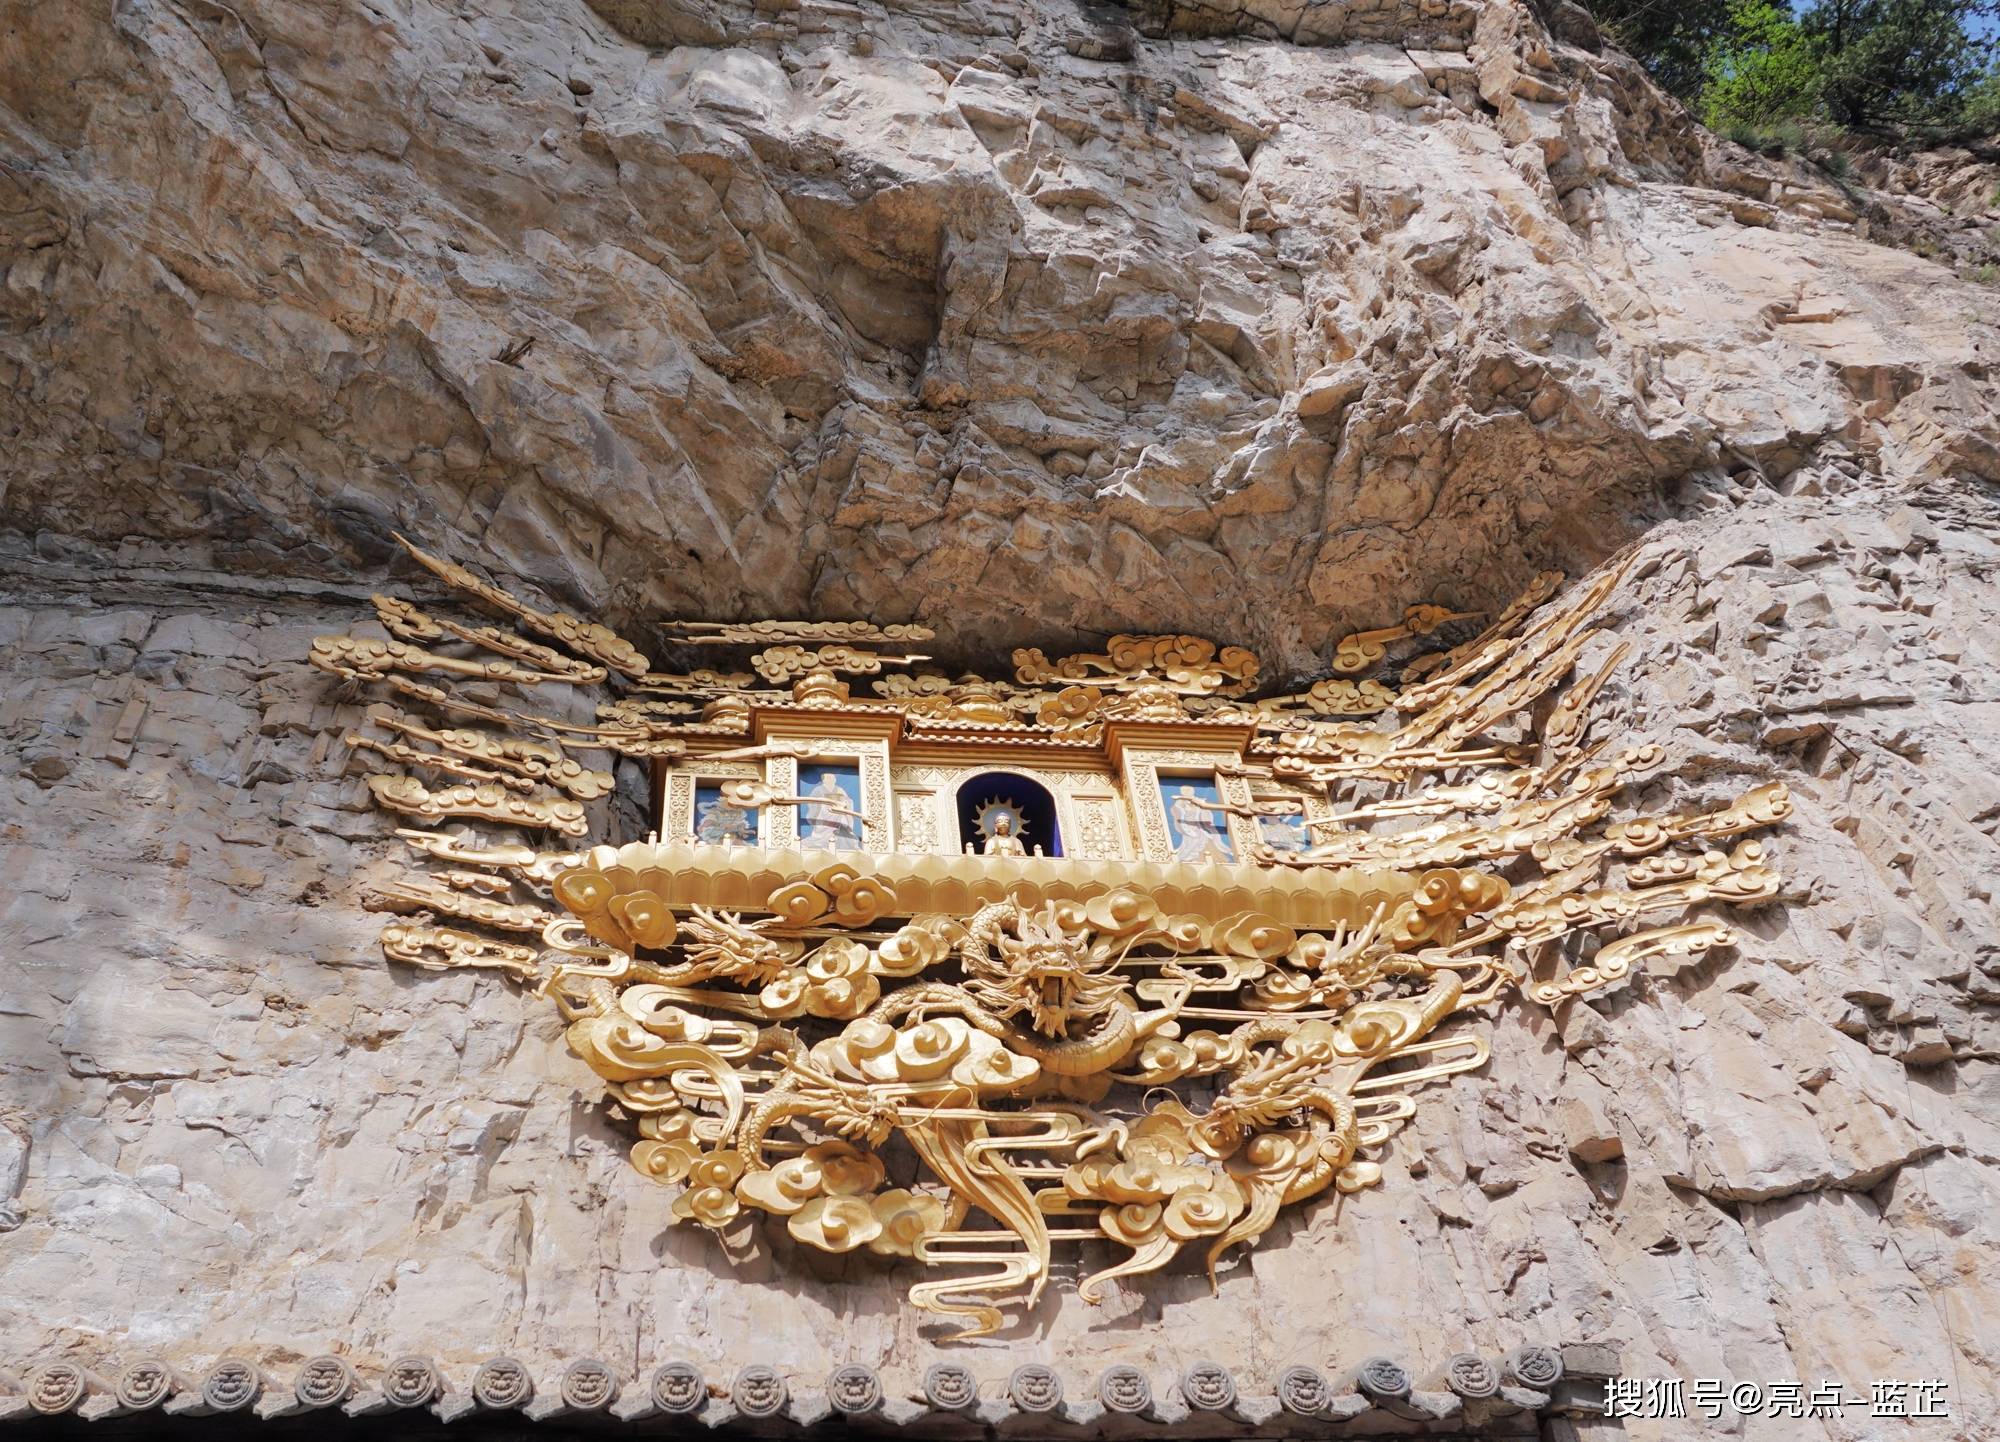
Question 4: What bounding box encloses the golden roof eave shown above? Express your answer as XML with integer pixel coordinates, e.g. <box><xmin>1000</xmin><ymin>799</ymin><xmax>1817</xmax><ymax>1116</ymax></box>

<box><xmin>565</xmin><ymin>838</ymin><xmax>1431</xmax><ymax>931</ymax></box>
<box><xmin>1102</xmin><ymin>718</ymin><xmax>1257</xmax><ymax>766</ymax></box>
<box><xmin>901</xmin><ymin>718</ymin><xmax>1099</xmax><ymax>745</ymax></box>
<box><xmin>746</xmin><ymin>702</ymin><xmax>905</xmax><ymax>745</ymax></box>
<box><xmin>324</xmin><ymin>537</ymin><xmax>1796</xmax><ymax>1341</ymax></box>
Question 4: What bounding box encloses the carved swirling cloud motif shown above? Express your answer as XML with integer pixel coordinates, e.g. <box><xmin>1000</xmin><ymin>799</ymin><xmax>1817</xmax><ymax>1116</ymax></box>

<box><xmin>309</xmin><ymin>538</ymin><xmax>1790</xmax><ymax>1337</ymax></box>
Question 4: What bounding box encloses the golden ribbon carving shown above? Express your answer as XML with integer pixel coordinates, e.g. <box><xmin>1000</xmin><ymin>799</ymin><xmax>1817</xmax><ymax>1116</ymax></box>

<box><xmin>309</xmin><ymin>540</ymin><xmax>1790</xmax><ymax>1338</ymax></box>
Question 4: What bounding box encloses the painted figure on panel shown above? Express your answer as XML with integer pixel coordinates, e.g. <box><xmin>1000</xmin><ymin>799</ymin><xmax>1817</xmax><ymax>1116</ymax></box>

<box><xmin>1164</xmin><ymin>778</ymin><xmax>1235</xmax><ymax>863</ymax></box>
<box><xmin>798</xmin><ymin>764</ymin><xmax>863</xmax><ymax>850</ymax></box>
<box><xmin>1257</xmin><ymin>810</ymin><xmax>1311</xmax><ymax>854</ymax></box>
<box><xmin>694</xmin><ymin>784</ymin><xmax>758</xmax><ymax>845</ymax></box>
<box><xmin>327</xmin><ymin>536</ymin><xmax>1796</xmax><ymax>1341</ymax></box>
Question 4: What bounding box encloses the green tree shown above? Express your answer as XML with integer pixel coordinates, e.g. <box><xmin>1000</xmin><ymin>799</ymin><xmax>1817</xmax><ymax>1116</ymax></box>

<box><xmin>1584</xmin><ymin>0</ymin><xmax>1737</xmax><ymax>99</ymax></box>
<box><xmin>1958</xmin><ymin>67</ymin><xmax>2000</xmax><ymax>132</ymax></box>
<box><xmin>1803</xmin><ymin>0</ymin><xmax>1990</xmax><ymax>129</ymax></box>
<box><xmin>1700</xmin><ymin>1</ymin><xmax>1824</xmax><ymax>129</ymax></box>
<box><xmin>1584</xmin><ymin>0</ymin><xmax>2000</xmax><ymax>137</ymax></box>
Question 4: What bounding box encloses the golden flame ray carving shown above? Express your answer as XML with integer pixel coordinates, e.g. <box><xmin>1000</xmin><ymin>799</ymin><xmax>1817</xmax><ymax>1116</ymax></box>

<box><xmin>306</xmin><ymin>543</ymin><xmax>1791</xmax><ymax>1339</ymax></box>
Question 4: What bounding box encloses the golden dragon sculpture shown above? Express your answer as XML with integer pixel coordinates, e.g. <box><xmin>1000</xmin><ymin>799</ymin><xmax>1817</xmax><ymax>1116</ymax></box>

<box><xmin>307</xmin><ymin>535</ymin><xmax>1791</xmax><ymax>1337</ymax></box>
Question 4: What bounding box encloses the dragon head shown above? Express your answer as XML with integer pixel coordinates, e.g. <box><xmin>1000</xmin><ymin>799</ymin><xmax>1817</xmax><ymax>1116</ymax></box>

<box><xmin>963</xmin><ymin>903</ymin><xmax>1128</xmax><ymax>1038</ymax></box>
<box><xmin>681</xmin><ymin>906</ymin><xmax>805</xmax><ymax>984</ymax></box>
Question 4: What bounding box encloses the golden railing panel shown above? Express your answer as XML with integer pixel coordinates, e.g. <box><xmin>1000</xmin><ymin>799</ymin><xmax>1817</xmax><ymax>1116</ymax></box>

<box><xmin>307</xmin><ymin>539</ymin><xmax>1790</xmax><ymax>1338</ymax></box>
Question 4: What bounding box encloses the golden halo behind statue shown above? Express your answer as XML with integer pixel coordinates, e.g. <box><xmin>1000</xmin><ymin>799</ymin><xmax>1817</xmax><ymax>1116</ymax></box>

<box><xmin>973</xmin><ymin>798</ymin><xmax>1028</xmax><ymax>840</ymax></box>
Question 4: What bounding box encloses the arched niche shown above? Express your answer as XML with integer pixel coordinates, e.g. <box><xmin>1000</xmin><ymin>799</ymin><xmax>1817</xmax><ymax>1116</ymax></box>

<box><xmin>956</xmin><ymin>773</ymin><xmax>1063</xmax><ymax>858</ymax></box>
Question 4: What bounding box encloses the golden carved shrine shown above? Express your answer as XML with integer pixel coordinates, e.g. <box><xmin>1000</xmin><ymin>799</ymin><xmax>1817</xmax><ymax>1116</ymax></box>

<box><xmin>311</xmin><ymin>538</ymin><xmax>1790</xmax><ymax>1339</ymax></box>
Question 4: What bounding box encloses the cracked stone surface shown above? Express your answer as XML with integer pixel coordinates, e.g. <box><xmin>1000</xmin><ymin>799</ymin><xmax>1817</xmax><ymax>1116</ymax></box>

<box><xmin>2</xmin><ymin>0</ymin><xmax>1998</xmax><ymax>1438</ymax></box>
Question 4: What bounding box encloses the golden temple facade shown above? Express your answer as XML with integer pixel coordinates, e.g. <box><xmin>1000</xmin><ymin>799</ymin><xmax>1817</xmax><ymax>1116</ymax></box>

<box><xmin>309</xmin><ymin>537</ymin><xmax>1791</xmax><ymax>1340</ymax></box>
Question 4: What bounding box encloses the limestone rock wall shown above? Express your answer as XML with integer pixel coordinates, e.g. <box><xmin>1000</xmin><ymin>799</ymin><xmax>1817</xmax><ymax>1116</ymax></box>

<box><xmin>2</xmin><ymin>0</ymin><xmax>1999</xmax><ymax>1438</ymax></box>
<box><xmin>8</xmin><ymin>0</ymin><xmax>1995</xmax><ymax>672</ymax></box>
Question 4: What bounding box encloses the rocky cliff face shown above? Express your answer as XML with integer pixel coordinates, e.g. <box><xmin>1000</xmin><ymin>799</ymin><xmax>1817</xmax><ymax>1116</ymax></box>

<box><xmin>2</xmin><ymin>0</ymin><xmax>1997</xmax><ymax>1437</ymax></box>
